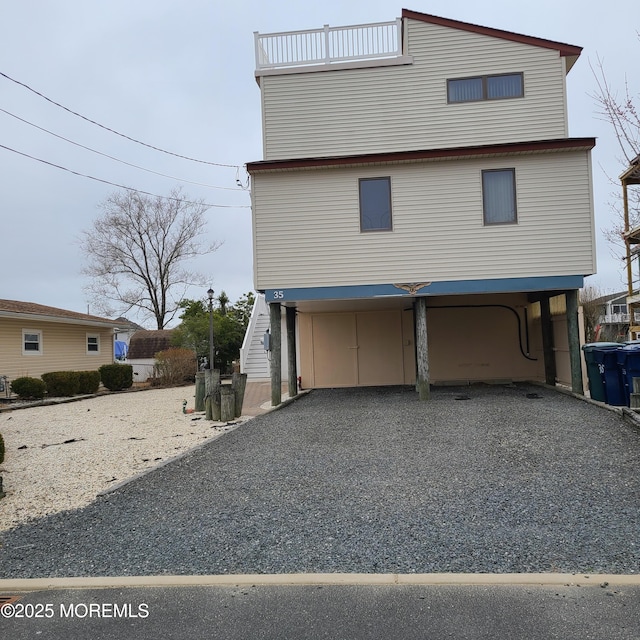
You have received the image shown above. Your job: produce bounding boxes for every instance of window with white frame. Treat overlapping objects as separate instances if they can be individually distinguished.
[448,73,523,103]
[611,304,628,315]
[87,334,100,354]
[22,329,42,355]
[482,169,517,225]
[359,177,392,232]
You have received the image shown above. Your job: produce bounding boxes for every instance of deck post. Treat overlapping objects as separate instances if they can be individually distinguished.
[270,302,282,407]
[415,297,430,400]
[540,296,556,386]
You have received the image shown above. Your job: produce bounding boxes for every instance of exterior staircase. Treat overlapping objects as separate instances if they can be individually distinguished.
[240,294,271,379]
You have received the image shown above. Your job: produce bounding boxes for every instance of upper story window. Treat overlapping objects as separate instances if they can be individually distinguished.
[482,169,517,225]
[448,73,524,103]
[87,334,100,354]
[359,177,392,232]
[23,329,42,355]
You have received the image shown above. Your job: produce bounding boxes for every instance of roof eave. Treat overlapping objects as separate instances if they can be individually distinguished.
[0,310,121,329]
[247,138,597,174]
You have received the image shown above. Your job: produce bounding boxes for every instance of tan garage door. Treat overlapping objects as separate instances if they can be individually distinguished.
[308,310,414,388]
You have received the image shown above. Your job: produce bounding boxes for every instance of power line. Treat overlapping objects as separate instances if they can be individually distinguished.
[0,107,246,191]
[0,143,250,209]
[0,70,240,169]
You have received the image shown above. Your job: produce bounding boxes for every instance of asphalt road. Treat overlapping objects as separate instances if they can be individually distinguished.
[2,582,640,639]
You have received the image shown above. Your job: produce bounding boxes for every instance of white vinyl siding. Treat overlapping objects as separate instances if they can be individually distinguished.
[252,150,595,289]
[261,19,568,160]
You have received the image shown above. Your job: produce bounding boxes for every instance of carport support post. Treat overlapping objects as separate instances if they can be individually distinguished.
[415,296,430,400]
[540,296,556,386]
[566,289,584,395]
[286,306,298,398]
[270,302,282,407]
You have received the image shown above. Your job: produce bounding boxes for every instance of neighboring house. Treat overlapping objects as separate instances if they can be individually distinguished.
[0,299,120,391]
[125,329,174,382]
[589,291,635,343]
[113,316,144,361]
[247,10,596,400]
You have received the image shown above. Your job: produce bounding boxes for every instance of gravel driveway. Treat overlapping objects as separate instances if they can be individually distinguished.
[1,383,639,578]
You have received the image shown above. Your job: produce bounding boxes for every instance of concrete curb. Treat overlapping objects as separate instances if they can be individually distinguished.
[1,572,639,592]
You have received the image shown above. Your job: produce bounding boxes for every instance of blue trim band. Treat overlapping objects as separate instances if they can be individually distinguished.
[265,275,584,302]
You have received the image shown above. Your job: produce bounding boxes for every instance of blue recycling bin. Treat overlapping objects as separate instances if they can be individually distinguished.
[616,343,640,406]
[596,346,626,406]
[582,343,621,403]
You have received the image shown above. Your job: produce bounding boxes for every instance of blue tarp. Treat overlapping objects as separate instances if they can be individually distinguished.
[114,340,128,360]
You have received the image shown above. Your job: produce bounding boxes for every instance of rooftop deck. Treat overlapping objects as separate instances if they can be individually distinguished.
[254,18,403,72]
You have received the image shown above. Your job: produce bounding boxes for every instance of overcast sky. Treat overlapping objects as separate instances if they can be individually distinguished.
[1,1,638,326]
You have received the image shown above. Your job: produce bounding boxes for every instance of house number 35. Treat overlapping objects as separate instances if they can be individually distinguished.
[273,291,284,299]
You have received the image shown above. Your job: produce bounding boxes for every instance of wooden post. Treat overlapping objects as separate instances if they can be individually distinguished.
[231,372,247,418]
[212,370,221,421]
[415,297,430,400]
[540,296,556,386]
[205,369,221,421]
[195,371,205,411]
[220,386,235,422]
[286,306,298,398]
[565,289,584,395]
[270,302,282,407]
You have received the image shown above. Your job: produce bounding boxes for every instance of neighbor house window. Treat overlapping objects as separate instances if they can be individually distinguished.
[482,169,517,225]
[23,329,42,355]
[448,73,523,103]
[359,177,392,232]
[87,334,100,354]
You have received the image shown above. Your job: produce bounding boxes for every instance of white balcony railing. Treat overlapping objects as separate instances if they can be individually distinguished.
[255,19,402,70]
[600,313,635,324]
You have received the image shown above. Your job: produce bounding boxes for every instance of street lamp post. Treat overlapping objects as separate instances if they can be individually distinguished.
[207,287,215,370]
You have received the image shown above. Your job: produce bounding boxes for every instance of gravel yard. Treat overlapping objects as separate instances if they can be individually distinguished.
[1,383,639,578]
[0,386,245,532]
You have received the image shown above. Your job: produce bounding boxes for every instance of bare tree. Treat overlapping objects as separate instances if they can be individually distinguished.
[81,188,219,328]
[580,285,608,343]
[591,47,640,252]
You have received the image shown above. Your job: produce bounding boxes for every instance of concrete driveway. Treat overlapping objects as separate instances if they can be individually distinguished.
[0,383,639,578]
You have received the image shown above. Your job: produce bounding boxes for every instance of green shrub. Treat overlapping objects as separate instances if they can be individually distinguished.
[154,348,197,386]
[10,376,46,400]
[99,364,133,391]
[0,432,5,465]
[41,371,80,397]
[77,370,101,394]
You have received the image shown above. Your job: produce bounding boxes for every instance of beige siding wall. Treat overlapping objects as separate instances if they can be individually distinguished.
[426,294,544,384]
[297,294,544,388]
[253,151,595,290]
[0,319,114,383]
[261,19,568,160]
